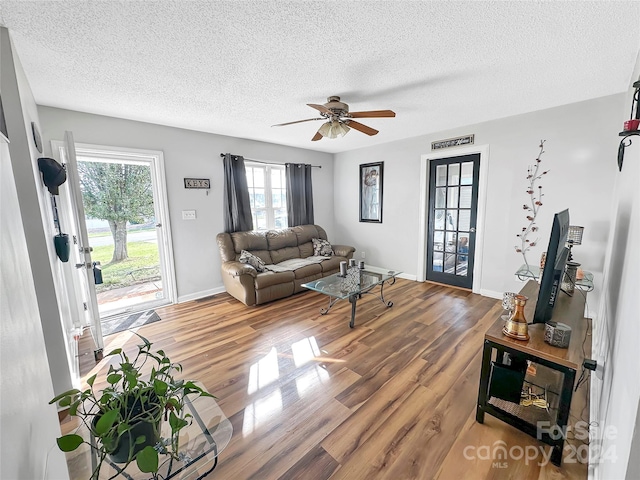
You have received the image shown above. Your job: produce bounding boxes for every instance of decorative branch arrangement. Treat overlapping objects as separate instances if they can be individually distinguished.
[515,140,549,273]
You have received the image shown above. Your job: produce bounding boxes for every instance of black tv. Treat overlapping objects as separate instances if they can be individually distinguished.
[532,209,570,324]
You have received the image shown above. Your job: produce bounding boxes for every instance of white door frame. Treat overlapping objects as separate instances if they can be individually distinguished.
[417,144,490,294]
[51,140,178,316]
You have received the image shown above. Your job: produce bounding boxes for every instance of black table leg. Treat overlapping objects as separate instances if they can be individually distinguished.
[476,339,493,423]
[550,367,576,466]
[349,294,358,328]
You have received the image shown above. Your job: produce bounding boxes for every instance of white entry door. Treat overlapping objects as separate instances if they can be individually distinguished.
[52,137,176,339]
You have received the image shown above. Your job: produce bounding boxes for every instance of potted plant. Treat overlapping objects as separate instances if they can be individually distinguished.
[50,334,213,479]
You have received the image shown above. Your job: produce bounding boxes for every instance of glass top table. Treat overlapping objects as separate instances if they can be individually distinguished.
[515,264,594,292]
[302,266,401,328]
[62,387,232,479]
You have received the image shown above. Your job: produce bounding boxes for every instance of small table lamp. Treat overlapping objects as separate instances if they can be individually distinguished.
[567,226,584,261]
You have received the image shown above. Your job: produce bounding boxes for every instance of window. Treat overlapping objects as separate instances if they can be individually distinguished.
[245,163,287,230]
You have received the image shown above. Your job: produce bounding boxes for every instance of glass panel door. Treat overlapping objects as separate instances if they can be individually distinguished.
[426,154,480,289]
[54,140,176,337]
[74,154,171,321]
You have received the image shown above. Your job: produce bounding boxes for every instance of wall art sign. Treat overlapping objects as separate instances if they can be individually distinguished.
[431,135,475,150]
[184,178,210,189]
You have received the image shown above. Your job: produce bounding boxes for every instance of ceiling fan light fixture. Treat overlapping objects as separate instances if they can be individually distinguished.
[319,120,350,139]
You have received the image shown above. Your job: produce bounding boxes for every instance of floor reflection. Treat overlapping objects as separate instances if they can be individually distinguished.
[242,336,333,437]
[242,389,283,436]
[247,346,279,395]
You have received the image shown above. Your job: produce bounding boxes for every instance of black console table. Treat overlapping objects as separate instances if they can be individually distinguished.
[476,280,590,466]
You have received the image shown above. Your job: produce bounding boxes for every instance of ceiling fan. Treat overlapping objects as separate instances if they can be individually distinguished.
[272,96,396,141]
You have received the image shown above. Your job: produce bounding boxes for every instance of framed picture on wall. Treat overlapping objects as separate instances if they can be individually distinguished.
[359,161,383,223]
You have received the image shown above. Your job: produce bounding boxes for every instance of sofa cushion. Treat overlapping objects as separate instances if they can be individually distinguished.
[267,229,297,250]
[299,241,314,258]
[231,230,268,252]
[239,250,266,272]
[292,263,323,279]
[291,225,325,245]
[312,238,334,256]
[319,256,346,273]
[254,270,295,289]
[271,246,301,264]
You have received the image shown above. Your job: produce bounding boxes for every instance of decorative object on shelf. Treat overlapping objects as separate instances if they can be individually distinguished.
[359,162,384,223]
[184,178,211,189]
[339,260,347,277]
[566,225,584,261]
[49,334,213,478]
[503,294,530,341]
[544,321,572,348]
[501,292,517,317]
[341,265,362,292]
[617,80,640,171]
[539,251,547,269]
[514,141,549,277]
[561,261,580,296]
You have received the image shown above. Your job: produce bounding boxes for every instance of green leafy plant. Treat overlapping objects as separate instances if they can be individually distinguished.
[50,334,212,479]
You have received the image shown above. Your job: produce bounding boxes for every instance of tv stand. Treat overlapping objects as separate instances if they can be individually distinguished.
[475,280,590,466]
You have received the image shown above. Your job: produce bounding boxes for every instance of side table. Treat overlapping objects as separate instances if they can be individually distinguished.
[476,280,589,466]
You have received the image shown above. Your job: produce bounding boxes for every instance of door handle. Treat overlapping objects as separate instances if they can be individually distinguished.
[156,223,162,228]
[75,262,92,269]
[469,227,476,233]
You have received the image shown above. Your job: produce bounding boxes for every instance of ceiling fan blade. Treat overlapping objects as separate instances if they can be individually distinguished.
[347,120,379,136]
[307,103,333,115]
[272,117,324,127]
[348,110,396,118]
[312,131,323,141]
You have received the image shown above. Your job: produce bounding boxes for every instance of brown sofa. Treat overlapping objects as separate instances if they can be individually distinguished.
[216,225,355,306]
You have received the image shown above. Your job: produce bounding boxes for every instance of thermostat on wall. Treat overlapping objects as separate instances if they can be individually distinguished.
[184,178,210,189]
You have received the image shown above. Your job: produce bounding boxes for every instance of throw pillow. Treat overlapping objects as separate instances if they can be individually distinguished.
[312,238,334,257]
[239,250,266,272]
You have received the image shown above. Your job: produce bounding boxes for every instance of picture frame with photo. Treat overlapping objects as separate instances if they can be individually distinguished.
[359,161,383,223]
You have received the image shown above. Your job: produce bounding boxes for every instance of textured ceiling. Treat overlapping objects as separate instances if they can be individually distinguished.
[1,1,639,154]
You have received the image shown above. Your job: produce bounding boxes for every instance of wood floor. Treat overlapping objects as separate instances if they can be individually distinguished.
[65,280,589,479]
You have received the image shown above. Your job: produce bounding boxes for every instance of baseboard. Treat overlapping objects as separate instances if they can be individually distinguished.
[178,286,226,304]
[398,273,417,281]
[362,265,416,281]
[479,289,502,299]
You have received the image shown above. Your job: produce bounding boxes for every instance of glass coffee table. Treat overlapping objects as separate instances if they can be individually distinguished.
[302,267,401,328]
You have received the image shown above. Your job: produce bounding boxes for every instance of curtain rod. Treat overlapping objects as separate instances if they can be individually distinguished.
[220,153,321,168]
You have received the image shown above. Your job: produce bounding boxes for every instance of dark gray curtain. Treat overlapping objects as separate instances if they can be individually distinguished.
[223,154,253,233]
[286,163,314,227]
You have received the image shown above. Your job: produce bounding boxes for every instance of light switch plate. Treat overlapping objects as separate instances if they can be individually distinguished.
[182,210,196,220]
[184,178,210,189]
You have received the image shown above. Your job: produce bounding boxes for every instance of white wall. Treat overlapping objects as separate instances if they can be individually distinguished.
[592,57,640,480]
[333,94,623,314]
[38,107,335,302]
[0,29,69,480]
[1,28,76,396]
